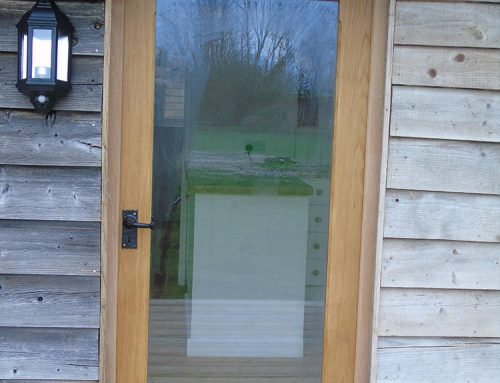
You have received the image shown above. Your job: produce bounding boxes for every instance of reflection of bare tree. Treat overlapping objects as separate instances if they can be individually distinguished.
[151,0,338,298]
[157,0,337,93]
[156,0,337,128]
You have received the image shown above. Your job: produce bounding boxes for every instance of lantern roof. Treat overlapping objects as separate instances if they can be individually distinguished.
[17,0,74,33]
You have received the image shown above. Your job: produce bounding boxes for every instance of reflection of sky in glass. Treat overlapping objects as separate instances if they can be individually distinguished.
[156,0,338,96]
[32,29,52,79]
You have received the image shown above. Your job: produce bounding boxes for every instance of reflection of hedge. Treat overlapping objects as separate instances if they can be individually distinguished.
[198,41,299,129]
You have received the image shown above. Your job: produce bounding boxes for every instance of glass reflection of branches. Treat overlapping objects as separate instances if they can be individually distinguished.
[151,0,338,300]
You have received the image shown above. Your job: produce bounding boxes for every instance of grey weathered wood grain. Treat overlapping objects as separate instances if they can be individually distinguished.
[395,2,500,49]
[0,110,101,166]
[0,275,100,328]
[382,239,500,290]
[384,190,500,242]
[0,166,101,221]
[391,86,500,143]
[0,83,102,112]
[393,46,500,90]
[0,381,97,383]
[379,288,500,337]
[0,0,104,56]
[377,337,500,382]
[0,327,98,380]
[0,220,100,276]
[0,53,104,85]
[387,138,500,195]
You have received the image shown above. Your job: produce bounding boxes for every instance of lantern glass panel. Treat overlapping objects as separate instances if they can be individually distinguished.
[20,32,28,79]
[31,28,53,79]
[57,31,69,81]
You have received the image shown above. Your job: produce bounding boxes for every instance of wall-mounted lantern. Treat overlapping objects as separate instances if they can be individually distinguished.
[16,0,74,113]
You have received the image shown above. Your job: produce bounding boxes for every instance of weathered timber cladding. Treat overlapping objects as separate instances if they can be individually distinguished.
[382,239,500,290]
[0,328,99,380]
[395,2,500,49]
[377,337,500,383]
[0,166,101,221]
[0,275,100,328]
[391,86,500,143]
[0,110,101,167]
[0,0,104,380]
[374,1,500,381]
[0,220,100,276]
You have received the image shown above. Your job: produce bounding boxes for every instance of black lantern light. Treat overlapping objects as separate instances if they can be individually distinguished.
[16,0,74,113]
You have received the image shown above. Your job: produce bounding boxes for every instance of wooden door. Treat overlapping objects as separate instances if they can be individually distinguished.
[105,0,379,382]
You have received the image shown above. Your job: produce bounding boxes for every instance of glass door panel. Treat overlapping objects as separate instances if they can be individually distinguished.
[149,1,339,381]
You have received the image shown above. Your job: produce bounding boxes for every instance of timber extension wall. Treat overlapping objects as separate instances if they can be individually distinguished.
[373,1,500,381]
[0,0,104,381]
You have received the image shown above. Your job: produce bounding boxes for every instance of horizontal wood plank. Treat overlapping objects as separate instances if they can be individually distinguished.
[395,2,500,49]
[379,288,500,337]
[0,110,101,167]
[0,0,104,56]
[0,381,96,383]
[377,337,500,382]
[0,83,103,112]
[0,53,104,85]
[0,327,98,380]
[387,138,500,195]
[382,239,500,290]
[0,220,100,276]
[393,46,500,90]
[0,275,100,328]
[391,86,500,143]
[0,166,101,221]
[384,190,500,242]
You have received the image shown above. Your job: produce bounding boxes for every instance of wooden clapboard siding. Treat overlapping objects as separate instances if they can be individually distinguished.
[0,166,101,221]
[393,46,500,90]
[382,239,500,290]
[0,110,102,167]
[0,0,104,381]
[373,1,500,381]
[0,328,99,380]
[0,0,104,55]
[377,337,500,382]
[0,381,97,383]
[395,2,500,49]
[0,275,100,328]
[379,288,500,337]
[0,84,103,112]
[0,220,100,276]
[387,138,500,194]
[390,86,500,143]
[384,190,500,242]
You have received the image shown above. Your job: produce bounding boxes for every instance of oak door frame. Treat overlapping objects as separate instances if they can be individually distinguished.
[100,0,390,382]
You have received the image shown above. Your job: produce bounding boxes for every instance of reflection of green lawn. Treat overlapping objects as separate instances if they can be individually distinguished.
[193,129,331,165]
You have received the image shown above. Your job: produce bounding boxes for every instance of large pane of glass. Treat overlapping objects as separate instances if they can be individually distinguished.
[149,1,338,381]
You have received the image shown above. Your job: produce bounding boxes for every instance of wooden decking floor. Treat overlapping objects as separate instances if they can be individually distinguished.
[148,299,324,383]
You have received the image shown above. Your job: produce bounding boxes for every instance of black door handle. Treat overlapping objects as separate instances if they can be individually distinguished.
[122,210,154,249]
[123,213,155,229]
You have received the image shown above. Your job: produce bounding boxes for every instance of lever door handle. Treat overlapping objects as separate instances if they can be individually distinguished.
[122,210,154,249]
[123,214,155,229]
